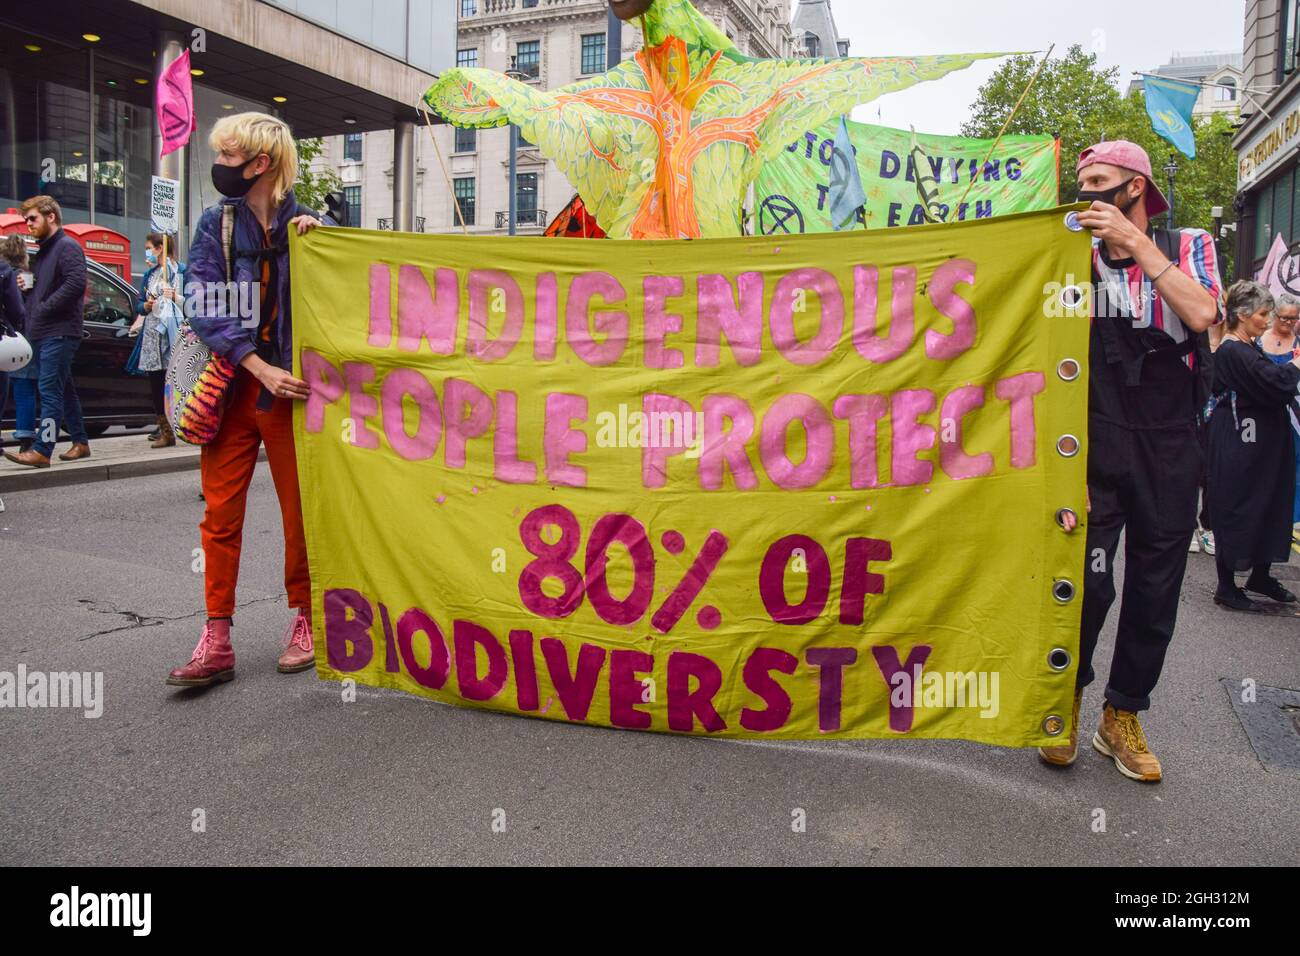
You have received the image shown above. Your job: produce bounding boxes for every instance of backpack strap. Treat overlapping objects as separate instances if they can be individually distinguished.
[220,204,236,284]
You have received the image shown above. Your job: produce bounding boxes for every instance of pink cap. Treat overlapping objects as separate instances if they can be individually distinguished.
[1076,140,1170,217]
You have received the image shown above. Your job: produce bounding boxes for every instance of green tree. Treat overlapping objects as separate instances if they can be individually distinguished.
[964,44,1238,264]
[294,137,342,215]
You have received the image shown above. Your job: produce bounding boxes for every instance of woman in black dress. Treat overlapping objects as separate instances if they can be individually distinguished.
[1207,280,1300,611]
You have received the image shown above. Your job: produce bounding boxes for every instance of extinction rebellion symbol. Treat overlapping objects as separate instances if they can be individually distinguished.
[759,194,804,236]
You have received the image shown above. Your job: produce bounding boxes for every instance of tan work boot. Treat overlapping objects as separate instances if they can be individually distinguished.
[58,442,91,461]
[1092,704,1162,782]
[151,416,175,448]
[1038,689,1084,766]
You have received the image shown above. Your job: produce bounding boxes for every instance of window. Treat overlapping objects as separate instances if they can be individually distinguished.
[1284,0,1300,80]
[460,0,476,16]
[454,177,476,227]
[516,126,533,149]
[456,48,478,69]
[581,34,606,74]
[343,133,363,162]
[1215,77,1237,102]
[343,186,362,228]
[84,268,133,326]
[522,0,538,7]
[455,126,476,153]
[803,32,820,58]
[515,40,540,79]
[517,172,538,222]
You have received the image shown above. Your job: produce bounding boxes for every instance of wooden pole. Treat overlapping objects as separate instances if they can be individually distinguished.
[421,108,470,236]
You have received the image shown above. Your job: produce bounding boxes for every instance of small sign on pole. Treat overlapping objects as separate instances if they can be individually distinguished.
[150,175,180,234]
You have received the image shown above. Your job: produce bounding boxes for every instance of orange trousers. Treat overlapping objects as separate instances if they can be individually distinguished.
[199,371,310,618]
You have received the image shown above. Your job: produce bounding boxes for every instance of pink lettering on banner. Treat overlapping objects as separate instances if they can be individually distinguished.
[643,275,685,369]
[642,393,695,488]
[543,392,588,487]
[379,602,399,673]
[396,607,451,690]
[374,265,457,354]
[380,368,441,462]
[467,270,524,361]
[739,647,798,732]
[759,394,833,489]
[833,394,888,489]
[301,349,344,433]
[806,647,857,733]
[565,271,628,366]
[839,538,892,626]
[925,258,977,360]
[534,273,559,361]
[891,389,937,486]
[853,265,916,363]
[454,619,508,701]
[342,361,380,449]
[323,588,374,671]
[367,264,392,348]
[609,649,655,729]
[540,638,606,721]
[996,372,1046,470]
[443,378,493,469]
[870,644,934,733]
[695,272,763,367]
[770,268,844,366]
[700,395,758,490]
[493,390,538,483]
[938,386,993,480]
[759,534,830,625]
[509,630,539,711]
[667,652,726,733]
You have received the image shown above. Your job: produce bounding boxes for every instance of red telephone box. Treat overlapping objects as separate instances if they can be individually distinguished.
[0,212,133,284]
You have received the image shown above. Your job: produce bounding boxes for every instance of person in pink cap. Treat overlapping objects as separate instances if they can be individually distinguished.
[1040,140,1223,783]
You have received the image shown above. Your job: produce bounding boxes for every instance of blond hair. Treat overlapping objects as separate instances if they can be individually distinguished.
[208,112,299,204]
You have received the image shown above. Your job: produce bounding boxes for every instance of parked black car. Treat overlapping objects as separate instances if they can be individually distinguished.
[2,257,154,438]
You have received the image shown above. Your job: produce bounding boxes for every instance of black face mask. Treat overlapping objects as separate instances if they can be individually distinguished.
[1077,178,1137,211]
[210,157,263,198]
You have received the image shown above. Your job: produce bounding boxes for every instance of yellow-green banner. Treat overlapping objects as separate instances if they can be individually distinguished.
[291,205,1091,746]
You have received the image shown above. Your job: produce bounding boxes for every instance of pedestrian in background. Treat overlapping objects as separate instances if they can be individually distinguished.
[166,112,321,688]
[1041,140,1222,784]
[129,232,186,448]
[3,196,90,468]
[1207,280,1300,612]
[0,235,31,447]
[1255,291,1300,543]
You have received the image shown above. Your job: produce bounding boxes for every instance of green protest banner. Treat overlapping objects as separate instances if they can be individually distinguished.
[755,119,1060,234]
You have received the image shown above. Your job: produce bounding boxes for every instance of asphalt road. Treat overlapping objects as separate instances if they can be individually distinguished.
[1,466,1297,866]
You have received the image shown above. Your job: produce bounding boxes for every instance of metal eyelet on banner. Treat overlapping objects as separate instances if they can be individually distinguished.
[1055,507,1078,531]
[1056,434,1080,457]
[1059,285,1085,309]
[1057,358,1080,381]
[1042,714,1066,736]
[1048,647,1072,672]
[1063,211,1083,232]
[1052,579,1076,603]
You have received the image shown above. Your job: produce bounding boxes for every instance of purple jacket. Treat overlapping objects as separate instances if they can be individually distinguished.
[186,191,310,403]
[26,227,86,340]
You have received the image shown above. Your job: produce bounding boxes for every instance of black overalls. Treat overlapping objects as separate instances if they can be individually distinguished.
[1077,241,1204,713]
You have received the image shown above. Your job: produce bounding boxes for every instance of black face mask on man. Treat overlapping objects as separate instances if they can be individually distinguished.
[1077,177,1138,211]
[210,157,264,198]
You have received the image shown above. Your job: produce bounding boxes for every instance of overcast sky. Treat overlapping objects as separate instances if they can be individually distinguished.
[833,0,1247,135]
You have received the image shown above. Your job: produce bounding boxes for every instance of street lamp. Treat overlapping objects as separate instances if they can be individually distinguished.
[504,69,528,236]
[1163,157,1179,230]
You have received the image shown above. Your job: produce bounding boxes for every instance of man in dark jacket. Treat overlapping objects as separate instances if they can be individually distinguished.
[3,196,90,468]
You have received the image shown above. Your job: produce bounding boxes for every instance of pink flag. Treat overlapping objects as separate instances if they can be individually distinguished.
[156,50,196,157]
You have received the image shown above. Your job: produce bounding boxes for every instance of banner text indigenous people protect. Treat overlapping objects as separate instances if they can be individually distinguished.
[291,207,1090,746]
[756,119,1060,234]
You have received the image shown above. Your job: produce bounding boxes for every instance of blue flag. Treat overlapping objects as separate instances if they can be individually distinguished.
[1144,76,1199,159]
[829,116,866,231]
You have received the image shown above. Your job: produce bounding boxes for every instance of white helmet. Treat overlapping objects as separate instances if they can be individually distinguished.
[0,327,32,372]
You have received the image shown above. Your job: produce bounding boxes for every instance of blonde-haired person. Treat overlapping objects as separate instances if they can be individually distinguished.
[167,112,323,687]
